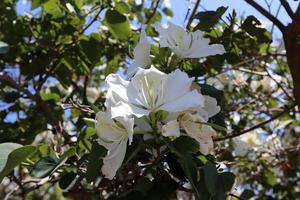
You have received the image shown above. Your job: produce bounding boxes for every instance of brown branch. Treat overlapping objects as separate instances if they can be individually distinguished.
[280,0,294,19]
[186,0,201,30]
[213,103,296,141]
[229,193,246,200]
[244,0,286,32]
[0,74,37,101]
[283,3,300,110]
[145,0,161,24]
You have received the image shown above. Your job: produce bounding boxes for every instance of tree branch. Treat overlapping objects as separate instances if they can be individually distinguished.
[145,0,161,24]
[244,0,286,32]
[280,0,294,19]
[186,0,201,30]
[213,103,296,141]
[283,3,300,110]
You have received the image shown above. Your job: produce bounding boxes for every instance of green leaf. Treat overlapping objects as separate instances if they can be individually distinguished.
[0,41,9,54]
[59,172,77,190]
[0,143,23,172]
[216,172,236,193]
[31,156,59,178]
[194,6,228,31]
[162,7,173,17]
[86,142,106,183]
[199,83,224,104]
[104,9,131,40]
[172,136,199,154]
[133,177,152,195]
[40,92,60,101]
[43,0,63,18]
[203,162,218,196]
[31,148,75,179]
[241,15,272,43]
[0,145,37,183]
[163,138,201,199]
[115,2,130,14]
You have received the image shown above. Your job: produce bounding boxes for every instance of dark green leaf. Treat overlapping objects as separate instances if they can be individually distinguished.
[86,142,106,183]
[31,156,59,178]
[194,7,228,31]
[241,15,272,43]
[104,9,131,40]
[59,172,77,190]
[203,162,218,196]
[0,145,37,183]
[199,83,224,104]
[173,136,199,154]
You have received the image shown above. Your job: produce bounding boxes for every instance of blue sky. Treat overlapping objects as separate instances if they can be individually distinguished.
[16,0,298,39]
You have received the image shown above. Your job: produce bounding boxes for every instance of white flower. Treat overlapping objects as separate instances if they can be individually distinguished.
[179,112,216,155]
[154,22,225,58]
[95,111,134,180]
[105,66,205,119]
[161,119,180,138]
[250,77,276,92]
[127,25,151,77]
[162,111,216,155]
[196,95,220,121]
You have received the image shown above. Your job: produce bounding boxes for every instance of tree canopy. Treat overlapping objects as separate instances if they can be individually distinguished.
[0,0,299,199]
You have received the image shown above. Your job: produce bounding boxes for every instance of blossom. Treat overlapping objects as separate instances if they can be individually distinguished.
[105,66,205,119]
[127,25,151,77]
[163,111,216,155]
[154,22,225,58]
[95,111,134,180]
[179,112,216,155]
[161,119,180,138]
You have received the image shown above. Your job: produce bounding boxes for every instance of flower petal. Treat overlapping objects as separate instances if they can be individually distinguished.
[127,25,151,77]
[101,139,127,180]
[161,120,180,138]
[187,30,225,58]
[160,90,205,113]
[163,69,194,103]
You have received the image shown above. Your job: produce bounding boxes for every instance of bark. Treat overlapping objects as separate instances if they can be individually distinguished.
[283,5,300,110]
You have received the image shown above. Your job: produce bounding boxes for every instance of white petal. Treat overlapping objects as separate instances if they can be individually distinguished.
[160,90,205,113]
[161,120,180,138]
[115,116,134,145]
[127,25,151,77]
[199,138,214,155]
[105,74,130,102]
[153,22,169,47]
[110,101,150,119]
[163,69,194,103]
[101,139,128,180]
[95,111,125,143]
[187,30,225,58]
[203,95,220,118]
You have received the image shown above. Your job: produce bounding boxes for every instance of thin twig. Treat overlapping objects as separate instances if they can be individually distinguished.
[229,193,246,200]
[213,103,296,141]
[145,0,161,24]
[186,0,201,30]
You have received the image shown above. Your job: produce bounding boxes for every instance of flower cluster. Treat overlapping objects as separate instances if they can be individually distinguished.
[95,22,225,179]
